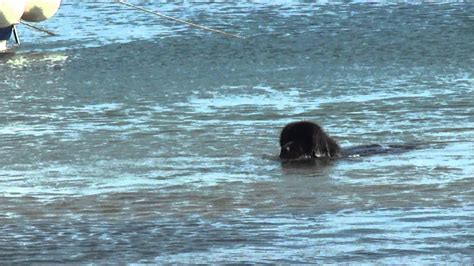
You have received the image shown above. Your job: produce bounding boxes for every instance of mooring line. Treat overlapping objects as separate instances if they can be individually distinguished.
[20,21,58,36]
[115,0,245,39]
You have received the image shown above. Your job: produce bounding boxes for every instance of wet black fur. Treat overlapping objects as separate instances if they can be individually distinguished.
[279,121,341,160]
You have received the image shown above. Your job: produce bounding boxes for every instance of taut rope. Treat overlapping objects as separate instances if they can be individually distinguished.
[114,0,245,40]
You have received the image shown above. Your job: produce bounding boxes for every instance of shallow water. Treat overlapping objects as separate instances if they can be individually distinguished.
[1,0,473,263]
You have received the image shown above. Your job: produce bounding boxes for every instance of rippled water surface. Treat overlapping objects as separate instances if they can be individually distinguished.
[1,0,473,263]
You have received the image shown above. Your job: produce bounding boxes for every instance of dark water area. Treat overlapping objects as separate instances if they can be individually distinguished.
[0,1,473,263]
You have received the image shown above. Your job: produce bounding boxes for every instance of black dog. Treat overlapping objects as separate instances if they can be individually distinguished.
[279,121,417,160]
[279,121,341,159]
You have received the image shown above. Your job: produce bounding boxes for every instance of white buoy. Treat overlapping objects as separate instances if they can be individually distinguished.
[0,0,26,28]
[22,0,61,22]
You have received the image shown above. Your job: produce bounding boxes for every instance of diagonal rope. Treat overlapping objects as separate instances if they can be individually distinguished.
[114,0,245,39]
[20,21,58,36]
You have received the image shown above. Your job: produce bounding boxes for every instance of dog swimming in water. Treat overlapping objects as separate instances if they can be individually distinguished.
[279,121,416,160]
[279,121,341,159]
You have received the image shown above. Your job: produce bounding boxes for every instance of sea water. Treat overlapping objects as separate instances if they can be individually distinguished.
[0,0,473,263]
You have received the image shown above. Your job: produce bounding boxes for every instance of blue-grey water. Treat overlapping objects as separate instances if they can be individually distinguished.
[1,0,473,263]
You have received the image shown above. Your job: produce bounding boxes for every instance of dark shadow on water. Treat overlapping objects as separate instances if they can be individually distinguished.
[262,153,335,169]
[342,143,420,158]
[280,157,336,169]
